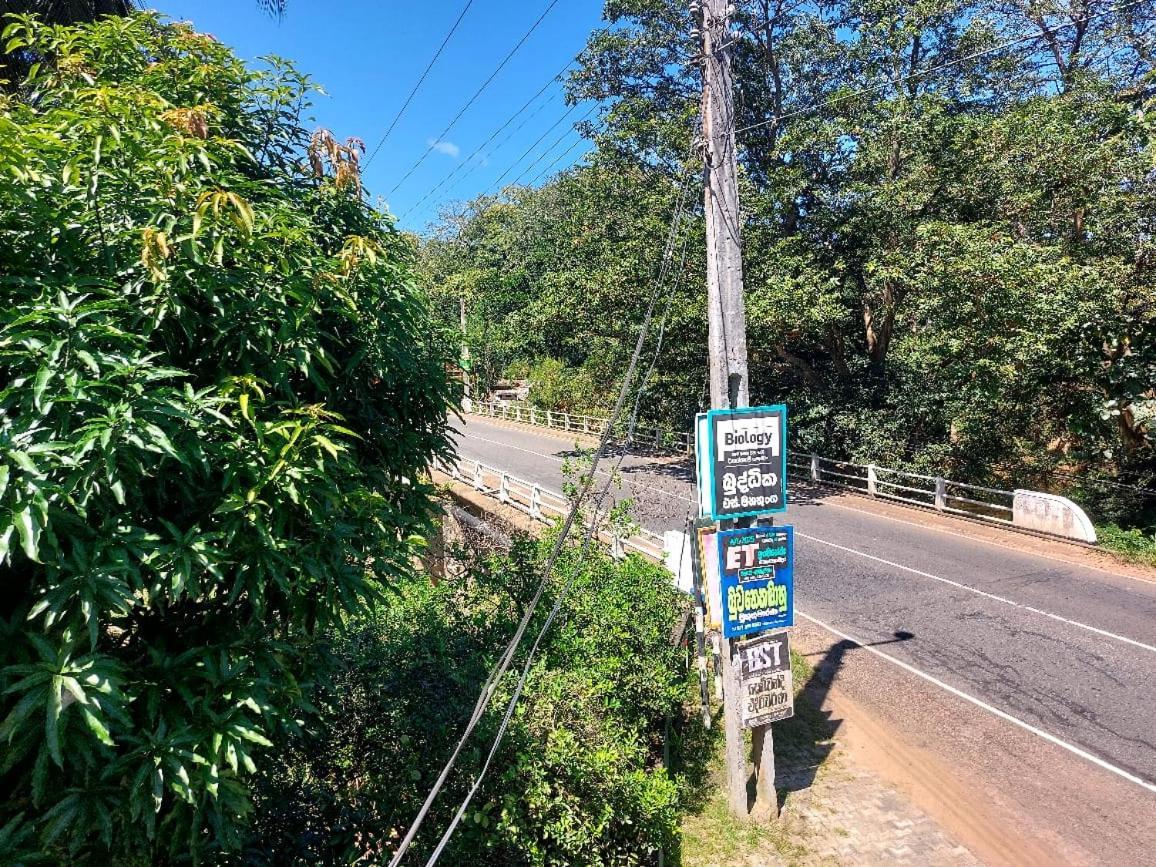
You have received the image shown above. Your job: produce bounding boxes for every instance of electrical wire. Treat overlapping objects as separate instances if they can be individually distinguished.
[388,0,565,196]
[423,168,699,866]
[504,104,598,189]
[478,102,583,194]
[365,0,475,167]
[389,163,698,866]
[735,0,1147,135]
[525,134,590,187]
[400,63,572,220]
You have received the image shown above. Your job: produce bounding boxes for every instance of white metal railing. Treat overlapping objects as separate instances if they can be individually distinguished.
[476,399,694,454]
[475,401,1018,528]
[433,456,665,562]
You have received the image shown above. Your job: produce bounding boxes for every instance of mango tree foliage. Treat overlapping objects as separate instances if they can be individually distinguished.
[0,13,454,861]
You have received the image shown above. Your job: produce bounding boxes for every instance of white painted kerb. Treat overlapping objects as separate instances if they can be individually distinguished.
[1013,490,1097,543]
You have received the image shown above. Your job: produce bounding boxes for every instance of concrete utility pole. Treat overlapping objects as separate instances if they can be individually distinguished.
[695,0,776,819]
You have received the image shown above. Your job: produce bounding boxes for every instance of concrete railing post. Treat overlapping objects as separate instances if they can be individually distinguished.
[546,409,553,428]
[530,407,537,426]
[583,417,590,433]
[611,534,625,559]
[867,465,878,497]
[810,454,821,482]
[499,473,510,504]
[563,412,570,431]
[530,485,542,520]
[935,477,947,511]
[472,463,484,491]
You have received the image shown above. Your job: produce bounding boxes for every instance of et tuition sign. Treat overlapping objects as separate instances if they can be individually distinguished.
[706,406,787,520]
[718,525,794,638]
[734,631,795,727]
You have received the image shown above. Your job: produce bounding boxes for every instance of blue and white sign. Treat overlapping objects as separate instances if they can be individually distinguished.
[718,525,794,638]
[706,406,788,520]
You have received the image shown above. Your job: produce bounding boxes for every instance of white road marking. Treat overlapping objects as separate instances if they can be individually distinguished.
[797,611,1156,796]
[796,534,1156,655]
[458,425,1156,654]
[465,417,1156,588]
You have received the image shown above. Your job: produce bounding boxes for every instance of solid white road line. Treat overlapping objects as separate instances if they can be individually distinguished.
[458,427,1156,654]
[796,534,1156,655]
[797,610,1156,796]
[464,417,1156,588]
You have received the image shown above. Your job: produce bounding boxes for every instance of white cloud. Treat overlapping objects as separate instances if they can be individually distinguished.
[428,138,460,159]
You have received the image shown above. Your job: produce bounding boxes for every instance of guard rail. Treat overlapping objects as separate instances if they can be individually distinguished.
[433,456,666,562]
[470,400,1097,543]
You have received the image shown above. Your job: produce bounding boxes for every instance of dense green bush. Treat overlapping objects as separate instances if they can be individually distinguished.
[247,535,688,865]
[0,13,454,862]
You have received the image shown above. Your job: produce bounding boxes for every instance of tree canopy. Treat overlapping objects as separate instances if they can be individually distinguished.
[423,0,1156,522]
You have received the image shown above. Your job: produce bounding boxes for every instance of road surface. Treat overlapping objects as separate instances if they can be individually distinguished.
[451,414,1156,864]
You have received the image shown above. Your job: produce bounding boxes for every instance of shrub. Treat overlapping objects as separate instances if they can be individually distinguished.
[247,535,688,865]
[0,13,454,862]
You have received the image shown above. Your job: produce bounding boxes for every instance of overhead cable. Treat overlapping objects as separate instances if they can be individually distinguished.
[365,0,476,167]
[735,0,1146,135]
[400,62,573,220]
[388,161,698,866]
[423,168,698,866]
[388,0,565,196]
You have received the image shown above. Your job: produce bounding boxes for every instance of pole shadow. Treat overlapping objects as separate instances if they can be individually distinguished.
[766,630,915,812]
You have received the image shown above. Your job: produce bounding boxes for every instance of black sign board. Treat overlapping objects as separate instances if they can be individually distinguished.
[734,630,794,728]
[706,406,787,520]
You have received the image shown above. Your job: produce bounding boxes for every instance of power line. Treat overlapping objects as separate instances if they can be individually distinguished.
[387,163,698,867]
[525,134,589,187]
[400,63,572,221]
[423,169,698,866]
[734,0,1147,135]
[388,0,565,197]
[479,102,582,194]
[505,104,597,189]
[365,1,475,167]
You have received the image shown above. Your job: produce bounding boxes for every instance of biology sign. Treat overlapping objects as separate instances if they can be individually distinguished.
[718,525,794,638]
[734,631,795,728]
[706,406,787,520]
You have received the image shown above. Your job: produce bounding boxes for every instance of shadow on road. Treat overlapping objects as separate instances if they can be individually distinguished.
[770,631,916,811]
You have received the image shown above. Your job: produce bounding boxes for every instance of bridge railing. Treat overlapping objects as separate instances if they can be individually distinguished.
[433,456,666,562]
[475,399,694,453]
[471,400,1095,542]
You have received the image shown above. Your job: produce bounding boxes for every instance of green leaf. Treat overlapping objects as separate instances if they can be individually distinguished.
[15,506,41,563]
[46,676,63,767]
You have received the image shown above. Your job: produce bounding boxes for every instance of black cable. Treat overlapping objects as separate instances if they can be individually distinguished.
[400,63,572,220]
[735,0,1147,135]
[365,0,475,167]
[388,0,565,197]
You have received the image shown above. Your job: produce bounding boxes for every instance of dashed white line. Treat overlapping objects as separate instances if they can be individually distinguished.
[797,611,1156,796]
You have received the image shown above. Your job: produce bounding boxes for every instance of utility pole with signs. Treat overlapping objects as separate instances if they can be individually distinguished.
[694,0,780,820]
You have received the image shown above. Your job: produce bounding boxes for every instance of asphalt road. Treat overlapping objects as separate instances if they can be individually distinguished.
[451,414,1156,858]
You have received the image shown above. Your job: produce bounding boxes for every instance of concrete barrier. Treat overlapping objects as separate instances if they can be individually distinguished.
[1012,490,1097,543]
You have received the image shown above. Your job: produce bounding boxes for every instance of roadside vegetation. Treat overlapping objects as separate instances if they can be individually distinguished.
[420,0,1156,536]
[0,13,456,862]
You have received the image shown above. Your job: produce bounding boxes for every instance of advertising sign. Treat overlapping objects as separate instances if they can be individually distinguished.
[734,631,794,728]
[718,525,794,638]
[691,520,722,631]
[706,406,787,520]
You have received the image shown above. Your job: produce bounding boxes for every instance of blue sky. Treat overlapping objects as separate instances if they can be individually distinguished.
[150,1,605,232]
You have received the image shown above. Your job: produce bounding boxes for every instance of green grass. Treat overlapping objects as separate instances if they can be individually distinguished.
[673,650,831,867]
[1097,523,1156,567]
